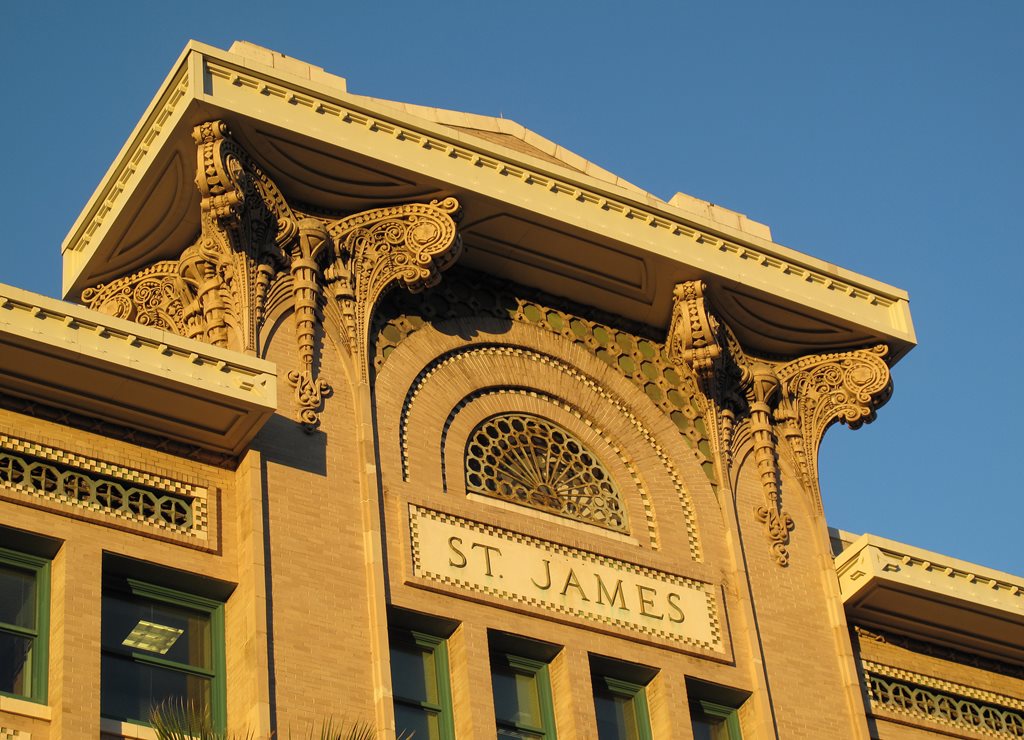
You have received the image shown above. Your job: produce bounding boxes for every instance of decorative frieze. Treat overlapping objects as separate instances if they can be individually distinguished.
[864,661,1024,738]
[373,268,717,488]
[0,434,206,536]
[854,626,1024,681]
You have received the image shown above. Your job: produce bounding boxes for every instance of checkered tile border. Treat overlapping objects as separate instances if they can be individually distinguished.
[0,433,207,537]
[864,661,1024,711]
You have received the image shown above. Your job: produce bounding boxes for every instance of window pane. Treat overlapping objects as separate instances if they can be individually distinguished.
[390,641,438,704]
[0,564,36,629]
[101,653,211,724]
[595,690,640,740]
[692,718,731,740]
[103,593,211,669]
[493,662,543,731]
[691,703,735,740]
[394,701,441,740]
[0,630,32,696]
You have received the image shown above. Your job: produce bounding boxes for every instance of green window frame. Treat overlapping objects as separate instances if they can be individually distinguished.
[593,676,652,740]
[389,629,455,740]
[101,577,225,731]
[0,547,49,703]
[491,653,557,739]
[690,699,742,740]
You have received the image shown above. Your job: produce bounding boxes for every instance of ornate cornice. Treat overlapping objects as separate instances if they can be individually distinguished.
[83,121,462,431]
[667,280,892,566]
[63,65,192,263]
[200,57,899,312]
[69,44,908,312]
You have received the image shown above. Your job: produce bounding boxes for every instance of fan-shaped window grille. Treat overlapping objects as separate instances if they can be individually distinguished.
[465,414,627,533]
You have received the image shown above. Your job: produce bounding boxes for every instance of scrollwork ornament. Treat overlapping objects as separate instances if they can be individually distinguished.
[755,503,795,566]
[324,197,463,382]
[82,262,189,335]
[775,344,892,512]
[81,122,465,431]
[287,369,331,433]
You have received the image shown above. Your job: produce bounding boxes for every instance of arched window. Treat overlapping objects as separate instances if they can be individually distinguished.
[465,413,627,533]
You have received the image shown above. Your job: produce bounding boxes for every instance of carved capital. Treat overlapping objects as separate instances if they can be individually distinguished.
[83,120,464,432]
[324,197,463,382]
[775,344,892,511]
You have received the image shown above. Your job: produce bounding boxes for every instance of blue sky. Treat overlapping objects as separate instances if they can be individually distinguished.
[3,1,1021,574]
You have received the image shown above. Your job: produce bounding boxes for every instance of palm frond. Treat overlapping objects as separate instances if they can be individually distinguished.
[149,700,226,740]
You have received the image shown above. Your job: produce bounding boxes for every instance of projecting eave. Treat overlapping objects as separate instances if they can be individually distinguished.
[62,40,916,362]
[836,534,1024,665]
[0,283,277,457]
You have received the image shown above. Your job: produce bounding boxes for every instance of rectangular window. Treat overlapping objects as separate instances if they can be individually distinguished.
[593,676,652,740]
[101,577,225,730]
[389,629,455,740]
[0,547,49,703]
[491,652,557,739]
[690,700,742,740]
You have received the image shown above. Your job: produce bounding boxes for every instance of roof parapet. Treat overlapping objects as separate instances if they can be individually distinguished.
[227,40,347,92]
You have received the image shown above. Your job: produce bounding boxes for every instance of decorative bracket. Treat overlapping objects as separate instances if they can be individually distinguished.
[83,120,463,433]
[774,345,892,512]
[667,281,891,566]
[667,281,721,376]
[324,198,463,384]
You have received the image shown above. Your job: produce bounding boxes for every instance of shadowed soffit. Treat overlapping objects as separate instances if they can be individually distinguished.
[0,283,277,456]
[836,534,1024,665]
[61,40,916,362]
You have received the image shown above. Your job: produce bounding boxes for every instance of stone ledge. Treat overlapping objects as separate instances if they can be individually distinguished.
[0,283,277,456]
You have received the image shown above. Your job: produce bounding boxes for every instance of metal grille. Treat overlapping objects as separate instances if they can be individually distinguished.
[465,414,627,532]
[868,673,1024,738]
[0,449,193,531]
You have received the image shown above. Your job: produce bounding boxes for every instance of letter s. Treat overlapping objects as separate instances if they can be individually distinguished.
[448,536,467,568]
[667,592,686,623]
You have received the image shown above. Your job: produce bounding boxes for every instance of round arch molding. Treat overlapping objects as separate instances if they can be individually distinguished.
[374,318,729,568]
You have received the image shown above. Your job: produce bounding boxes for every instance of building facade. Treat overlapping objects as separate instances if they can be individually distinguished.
[0,41,1020,739]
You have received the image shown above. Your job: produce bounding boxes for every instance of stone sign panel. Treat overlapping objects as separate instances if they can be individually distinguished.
[409,505,723,652]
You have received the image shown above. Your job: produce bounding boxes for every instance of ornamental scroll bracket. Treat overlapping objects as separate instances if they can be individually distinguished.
[83,120,463,432]
[323,198,463,385]
[82,121,293,352]
[667,280,892,566]
[774,344,892,514]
